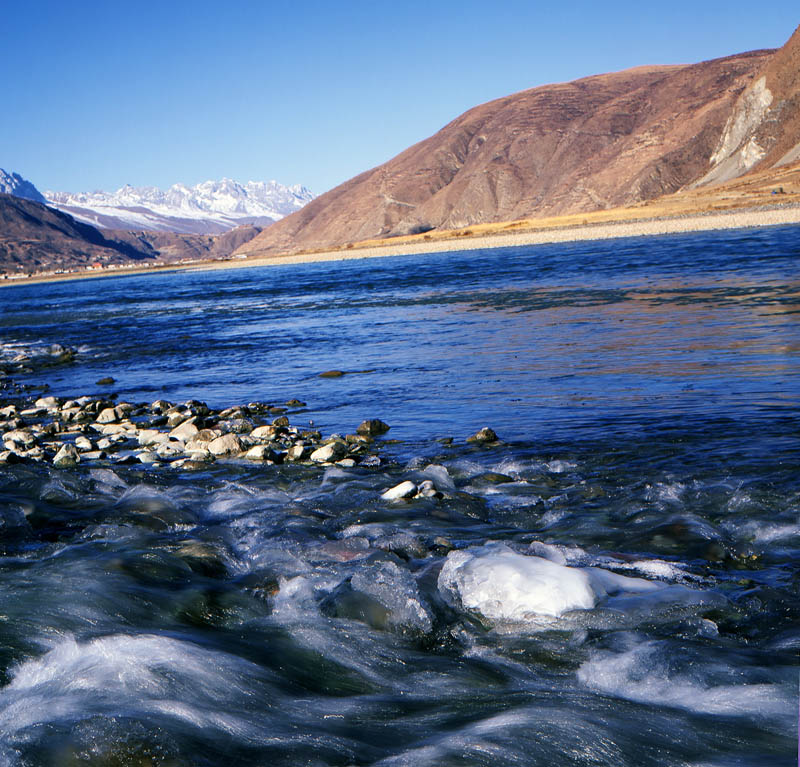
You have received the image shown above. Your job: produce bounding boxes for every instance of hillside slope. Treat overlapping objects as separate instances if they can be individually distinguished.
[241,29,800,258]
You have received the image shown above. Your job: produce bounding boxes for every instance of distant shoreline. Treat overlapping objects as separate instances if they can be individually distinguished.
[4,203,800,288]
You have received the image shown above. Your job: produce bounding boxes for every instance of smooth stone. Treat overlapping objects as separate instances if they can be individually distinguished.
[59,407,82,422]
[466,426,499,443]
[156,442,184,458]
[96,407,119,424]
[286,399,306,407]
[167,410,190,427]
[244,445,277,461]
[319,370,345,378]
[138,429,169,446]
[0,406,17,418]
[19,407,45,417]
[185,448,214,462]
[34,396,59,409]
[336,458,356,468]
[272,415,290,428]
[416,479,443,499]
[99,423,130,435]
[96,376,115,385]
[136,451,159,464]
[251,425,277,440]
[286,444,308,461]
[184,437,211,452]
[310,442,347,463]
[74,436,93,451]
[220,417,254,434]
[170,419,199,441]
[381,480,417,501]
[3,429,36,448]
[53,444,80,467]
[82,450,107,460]
[208,433,244,456]
[356,419,390,437]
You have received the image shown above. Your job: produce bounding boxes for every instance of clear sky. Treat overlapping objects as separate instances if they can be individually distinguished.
[3,1,797,196]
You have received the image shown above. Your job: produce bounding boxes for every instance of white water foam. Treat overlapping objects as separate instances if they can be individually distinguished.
[577,639,794,720]
[0,634,278,746]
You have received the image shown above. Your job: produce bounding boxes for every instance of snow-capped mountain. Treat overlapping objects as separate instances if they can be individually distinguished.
[44,178,314,234]
[0,168,47,204]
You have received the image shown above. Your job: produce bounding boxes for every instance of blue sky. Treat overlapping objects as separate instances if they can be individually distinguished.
[3,1,797,195]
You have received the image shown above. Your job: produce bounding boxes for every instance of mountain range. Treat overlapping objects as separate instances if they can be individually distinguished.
[239,25,800,257]
[0,192,264,275]
[44,178,314,234]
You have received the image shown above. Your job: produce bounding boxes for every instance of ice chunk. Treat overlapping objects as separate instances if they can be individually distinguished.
[438,543,596,621]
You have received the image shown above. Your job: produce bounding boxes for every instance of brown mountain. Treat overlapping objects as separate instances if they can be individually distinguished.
[0,194,262,276]
[694,25,800,186]
[241,27,799,257]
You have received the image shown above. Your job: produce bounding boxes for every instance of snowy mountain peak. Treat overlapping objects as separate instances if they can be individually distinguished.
[0,169,47,204]
[44,178,314,235]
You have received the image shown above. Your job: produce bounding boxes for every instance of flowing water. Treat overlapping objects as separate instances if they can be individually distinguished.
[0,225,797,765]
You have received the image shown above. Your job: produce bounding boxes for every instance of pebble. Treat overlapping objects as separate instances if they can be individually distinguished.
[381,480,418,501]
[416,479,443,499]
[244,445,276,461]
[170,420,199,441]
[310,442,347,463]
[0,363,391,474]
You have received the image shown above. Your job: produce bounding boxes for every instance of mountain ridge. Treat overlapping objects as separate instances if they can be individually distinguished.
[239,31,798,258]
[44,178,314,234]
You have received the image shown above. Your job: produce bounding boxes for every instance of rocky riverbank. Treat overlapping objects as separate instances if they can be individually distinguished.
[0,343,398,472]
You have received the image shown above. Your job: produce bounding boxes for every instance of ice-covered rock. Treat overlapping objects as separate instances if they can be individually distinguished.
[438,543,596,621]
[438,543,714,629]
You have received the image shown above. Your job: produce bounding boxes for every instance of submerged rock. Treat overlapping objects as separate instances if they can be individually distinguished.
[357,419,391,437]
[466,426,499,443]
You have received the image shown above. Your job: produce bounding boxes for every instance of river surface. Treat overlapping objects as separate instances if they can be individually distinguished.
[0,225,798,765]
